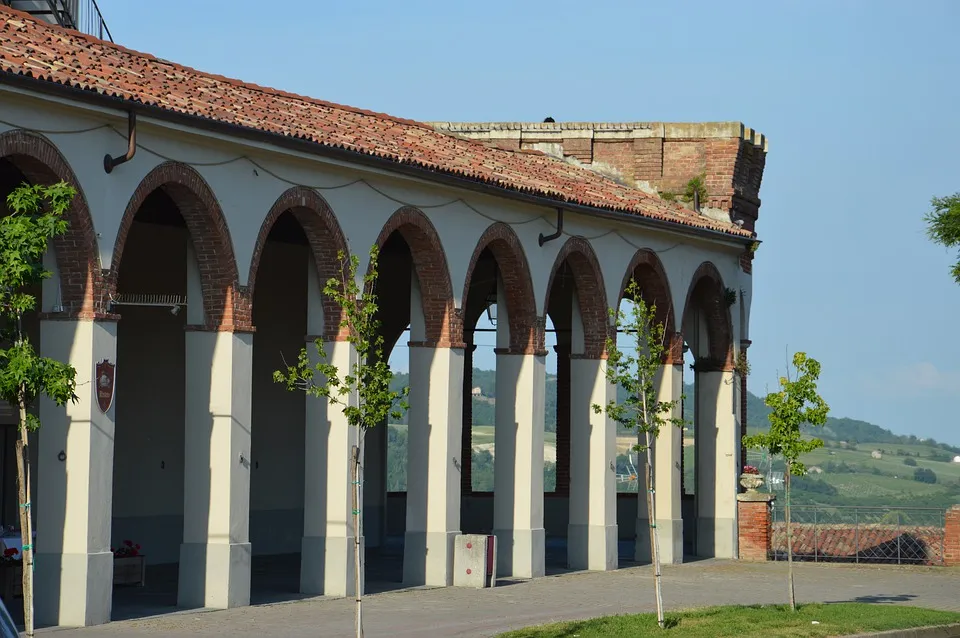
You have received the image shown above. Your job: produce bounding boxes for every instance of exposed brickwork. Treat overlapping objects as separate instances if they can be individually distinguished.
[739,248,754,274]
[946,506,960,567]
[620,249,677,363]
[544,237,609,359]
[738,498,773,561]
[248,186,350,341]
[375,206,461,348]
[107,161,246,332]
[0,129,103,318]
[434,122,767,233]
[682,262,734,371]
[462,222,538,354]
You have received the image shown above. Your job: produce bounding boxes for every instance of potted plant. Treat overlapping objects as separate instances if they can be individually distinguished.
[113,540,146,587]
[739,465,764,492]
[0,548,21,601]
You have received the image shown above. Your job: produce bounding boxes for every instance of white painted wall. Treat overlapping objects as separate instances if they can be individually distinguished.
[0,85,754,564]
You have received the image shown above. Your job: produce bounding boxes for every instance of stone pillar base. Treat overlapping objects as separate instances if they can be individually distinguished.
[35,550,113,627]
[567,523,617,571]
[402,530,459,587]
[178,542,251,609]
[658,518,684,565]
[737,492,776,561]
[494,527,545,579]
[300,535,363,596]
[696,517,738,559]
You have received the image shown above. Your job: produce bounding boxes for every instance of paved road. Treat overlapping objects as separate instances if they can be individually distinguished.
[40,561,960,637]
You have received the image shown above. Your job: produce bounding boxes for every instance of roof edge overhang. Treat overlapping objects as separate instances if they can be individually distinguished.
[0,71,756,248]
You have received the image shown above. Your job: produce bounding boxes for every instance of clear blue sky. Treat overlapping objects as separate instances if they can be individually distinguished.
[97,0,960,445]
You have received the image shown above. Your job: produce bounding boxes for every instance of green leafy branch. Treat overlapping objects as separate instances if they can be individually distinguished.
[273,244,408,431]
[592,278,685,450]
[924,192,960,283]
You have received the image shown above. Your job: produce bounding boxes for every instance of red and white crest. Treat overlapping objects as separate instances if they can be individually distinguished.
[95,359,116,414]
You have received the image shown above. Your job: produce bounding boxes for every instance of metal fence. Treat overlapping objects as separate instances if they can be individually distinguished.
[771,505,946,566]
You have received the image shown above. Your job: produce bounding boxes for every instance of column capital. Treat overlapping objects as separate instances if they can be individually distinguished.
[740,339,752,350]
[408,340,467,350]
[662,332,685,366]
[186,324,257,334]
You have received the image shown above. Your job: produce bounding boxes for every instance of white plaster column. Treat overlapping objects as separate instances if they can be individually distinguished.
[567,357,617,571]
[403,344,464,586]
[696,369,738,559]
[178,329,253,609]
[36,318,116,627]
[493,350,546,578]
[653,363,684,564]
[300,338,361,596]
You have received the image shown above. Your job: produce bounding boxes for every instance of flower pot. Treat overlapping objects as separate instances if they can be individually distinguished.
[739,472,764,493]
[113,555,146,587]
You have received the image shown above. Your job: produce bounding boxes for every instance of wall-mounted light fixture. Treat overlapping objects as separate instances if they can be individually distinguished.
[485,293,497,326]
[57,450,66,462]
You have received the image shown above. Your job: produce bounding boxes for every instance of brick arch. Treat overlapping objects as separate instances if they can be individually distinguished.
[462,222,538,355]
[681,261,734,370]
[620,249,679,362]
[374,206,460,348]
[544,237,609,359]
[248,186,350,340]
[0,129,102,317]
[109,162,244,331]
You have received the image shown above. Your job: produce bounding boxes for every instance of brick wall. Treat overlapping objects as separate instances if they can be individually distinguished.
[430,122,767,233]
[737,496,774,561]
[946,505,960,566]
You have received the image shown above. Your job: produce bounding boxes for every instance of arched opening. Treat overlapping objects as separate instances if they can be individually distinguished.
[680,262,736,559]
[370,208,460,590]
[249,210,309,601]
[544,238,615,572]
[110,186,191,615]
[616,250,683,564]
[109,163,243,616]
[460,223,540,576]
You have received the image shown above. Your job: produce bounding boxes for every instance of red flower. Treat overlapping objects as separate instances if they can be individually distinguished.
[123,540,133,547]
[3,548,17,558]
[135,544,141,550]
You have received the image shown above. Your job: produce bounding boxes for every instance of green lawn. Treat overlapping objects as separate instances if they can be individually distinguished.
[496,604,960,637]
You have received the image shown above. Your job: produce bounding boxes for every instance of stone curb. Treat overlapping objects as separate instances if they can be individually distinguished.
[847,624,960,638]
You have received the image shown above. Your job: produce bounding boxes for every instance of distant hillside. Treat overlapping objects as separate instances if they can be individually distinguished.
[390,369,959,456]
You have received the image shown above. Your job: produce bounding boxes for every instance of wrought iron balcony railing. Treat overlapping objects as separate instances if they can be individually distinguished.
[1,0,113,42]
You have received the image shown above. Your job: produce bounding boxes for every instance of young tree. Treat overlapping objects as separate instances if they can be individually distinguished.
[924,192,960,283]
[0,183,79,638]
[593,278,683,629]
[742,351,829,611]
[274,244,407,638]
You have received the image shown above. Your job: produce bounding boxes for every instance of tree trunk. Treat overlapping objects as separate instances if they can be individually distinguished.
[352,440,363,638]
[785,463,796,611]
[644,430,664,628]
[16,394,34,637]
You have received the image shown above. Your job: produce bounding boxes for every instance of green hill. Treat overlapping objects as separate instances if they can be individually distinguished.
[387,368,960,507]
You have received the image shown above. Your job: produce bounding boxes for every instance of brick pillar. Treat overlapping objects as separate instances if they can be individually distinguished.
[554,344,571,495]
[945,505,960,567]
[461,341,476,494]
[736,492,775,561]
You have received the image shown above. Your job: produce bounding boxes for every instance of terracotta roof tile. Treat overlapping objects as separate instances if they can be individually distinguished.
[0,7,753,238]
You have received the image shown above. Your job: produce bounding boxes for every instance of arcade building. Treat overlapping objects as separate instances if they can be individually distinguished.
[0,5,766,628]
